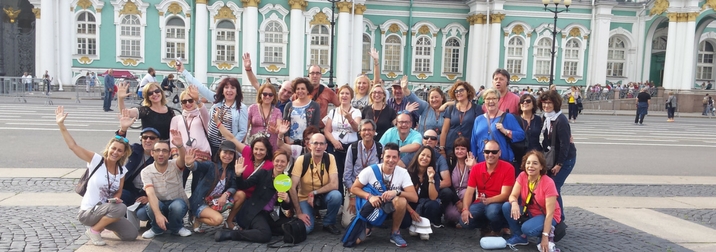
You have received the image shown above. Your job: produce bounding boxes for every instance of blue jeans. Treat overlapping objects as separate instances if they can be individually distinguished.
[298,190,341,233]
[414,198,442,225]
[550,156,575,221]
[144,199,188,234]
[501,202,557,238]
[459,201,506,231]
[121,189,138,207]
[103,88,113,111]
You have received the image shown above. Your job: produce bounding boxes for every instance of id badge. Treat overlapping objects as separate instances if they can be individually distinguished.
[270,209,280,221]
[338,131,346,139]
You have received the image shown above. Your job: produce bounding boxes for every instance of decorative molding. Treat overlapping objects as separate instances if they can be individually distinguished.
[196,0,207,4]
[32,8,40,19]
[217,62,235,70]
[354,4,366,15]
[215,6,237,21]
[3,7,21,23]
[387,72,397,79]
[310,11,330,26]
[512,25,524,35]
[241,0,261,8]
[566,77,577,84]
[568,27,581,37]
[78,56,92,64]
[266,65,280,72]
[667,12,698,22]
[96,8,102,12]
[336,1,352,13]
[389,24,400,33]
[510,75,521,82]
[289,0,307,10]
[536,76,549,83]
[418,25,430,35]
[77,0,93,10]
[475,13,487,24]
[119,0,141,16]
[416,73,427,80]
[650,0,668,16]
[703,0,716,10]
[167,2,182,15]
[446,74,457,81]
[490,13,505,24]
[121,58,139,66]
[167,59,177,68]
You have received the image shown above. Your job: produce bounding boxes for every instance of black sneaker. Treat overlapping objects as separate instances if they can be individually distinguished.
[323,224,341,235]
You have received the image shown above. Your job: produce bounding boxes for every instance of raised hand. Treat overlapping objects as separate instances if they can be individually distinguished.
[400,75,409,90]
[405,102,419,113]
[170,129,183,147]
[267,120,279,135]
[212,107,224,125]
[116,82,130,99]
[465,151,476,167]
[119,109,136,129]
[176,59,185,72]
[242,52,252,69]
[187,85,199,100]
[185,148,197,166]
[55,106,68,125]
[278,120,290,135]
[427,166,435,179]
[235,157,247,175]
[370,48,379,62]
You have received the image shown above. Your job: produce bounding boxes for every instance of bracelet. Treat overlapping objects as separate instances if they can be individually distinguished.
[542,232,549,237]
[245,68,252,72]
[429,180,435,184]
[175,144,184,149]
[463,208,468,212]
[217,121,222,128]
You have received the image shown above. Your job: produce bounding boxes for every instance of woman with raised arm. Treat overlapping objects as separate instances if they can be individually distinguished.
[282,78,321,145]
[117,82,175,140]
[324,84,362,194]
[417,88,447,141]
[247,83,282,151]
[361,84,397,141]
[55,106,137,245]
[352,49,381,110]
[170,86,211,161]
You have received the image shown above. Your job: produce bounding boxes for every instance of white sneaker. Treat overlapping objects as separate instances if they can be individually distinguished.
[420,234,430,241]
[409,230,418,236]
[176,227,192,237]
[142,229,162,239]
[85,229,106,246]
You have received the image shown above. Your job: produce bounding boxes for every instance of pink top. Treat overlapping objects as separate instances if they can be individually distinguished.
[516,172,562,223]
[170,106,211,155]
[483,91,520,116]
[247,104,283,151]
[240,145,274,197]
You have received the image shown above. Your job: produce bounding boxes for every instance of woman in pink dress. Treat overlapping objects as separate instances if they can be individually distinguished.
[247,83,282,151]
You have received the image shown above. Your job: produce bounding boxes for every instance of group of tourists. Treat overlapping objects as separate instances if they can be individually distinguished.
[58,50,575,251]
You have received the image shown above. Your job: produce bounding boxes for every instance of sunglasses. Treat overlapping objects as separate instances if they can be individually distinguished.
[181,99,194,104]
[148,89,162,95]
[141,135,158,140]
[261,93,274,97]
[423,136,438,141]
[114,135,129,143]
[522,99,532,104]
[483,149,499,155]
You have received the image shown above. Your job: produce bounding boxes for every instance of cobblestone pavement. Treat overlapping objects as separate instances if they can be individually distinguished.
[562,184,716,197]
[0,206,86,252]
[655,209,716,230]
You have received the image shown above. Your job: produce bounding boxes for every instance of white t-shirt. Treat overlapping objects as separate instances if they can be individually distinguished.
[357,164,413,193]
[80,154,128,211]
[322,107,362,144]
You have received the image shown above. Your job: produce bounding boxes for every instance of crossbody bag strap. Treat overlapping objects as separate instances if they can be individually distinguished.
[549,120,558,148]
[88,158,105,180]
[370,164,387,191]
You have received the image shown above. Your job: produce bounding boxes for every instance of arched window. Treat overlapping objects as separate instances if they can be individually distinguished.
[534,38,552,76]
[563,39,580,76]
[607,37,626,77]
[165,17,186,59]
[413,36,432,73]
[216,20,236,62]
[506,37,524,75]
[76,12,97,55]
[310,25,330,67]
[697,41,714,80]
[443,38,461,73]
[384,35,402,72]
[120,15,141,57]
[362,34,372,72]
[263,21,284,64]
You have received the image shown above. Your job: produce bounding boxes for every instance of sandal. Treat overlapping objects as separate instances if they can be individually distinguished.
[193,223,206,234]
[223,221,240,231]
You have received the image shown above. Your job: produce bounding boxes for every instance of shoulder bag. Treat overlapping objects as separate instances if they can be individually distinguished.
[267,218,307,248]
[498,112,528,161]
[75,158,105,196]
[544,120,558,169]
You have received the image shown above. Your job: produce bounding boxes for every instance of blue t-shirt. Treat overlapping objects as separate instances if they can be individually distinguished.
[379,128,422,157]
[443,103,483,150]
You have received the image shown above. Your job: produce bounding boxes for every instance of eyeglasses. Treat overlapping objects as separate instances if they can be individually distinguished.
[397,120,411,125]
[152,149,170,154]
[309,72,322,75]
[141,135,158,140]
[454,88,466,94]
[521,99,532,104]
[181,99,194,104]
[114,135,129,143]
[360,128,375,132]
[311,142,327,146]
[261,92,274,97]
[423,136,438,141]
[483,149,499,155]
[484,97,498,101]
[148,89,162,95]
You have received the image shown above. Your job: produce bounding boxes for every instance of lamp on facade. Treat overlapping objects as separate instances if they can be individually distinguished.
[327,0,339,89]
[543,0,570,85]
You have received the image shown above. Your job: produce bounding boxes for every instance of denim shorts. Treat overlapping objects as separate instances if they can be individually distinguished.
[194,204,209,218]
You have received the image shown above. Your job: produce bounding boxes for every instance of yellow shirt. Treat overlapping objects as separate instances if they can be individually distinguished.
[569,95,575,104]
[292,154,338,202]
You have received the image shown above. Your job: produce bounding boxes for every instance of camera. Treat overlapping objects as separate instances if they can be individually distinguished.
[108,198,117,203]
[313,194,326,209]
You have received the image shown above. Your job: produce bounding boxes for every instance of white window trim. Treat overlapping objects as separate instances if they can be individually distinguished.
[440,22,467,81]
[155,0,191,66]
[208,1,243,71]
[607,28,636,81]
[379,19,408,78]
[259,4,289,71]
[696,40,716,81]
[502,22,533,81]
[112,0,148,66]
[74,11,99,59]
[559,24,589,83]
[304,7,333,73]
[71,0,104,64]
[410,22,438,79]
[215,23,237,63]
[531,24,560,83]
[503,35,528,77]
[606,36,626,78]
[362,19,378,74]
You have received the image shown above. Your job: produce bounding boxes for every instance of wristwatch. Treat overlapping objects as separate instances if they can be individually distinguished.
[542,232,549,237]
[395,190,401,196]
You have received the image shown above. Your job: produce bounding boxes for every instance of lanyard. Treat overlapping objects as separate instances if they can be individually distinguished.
[360,142,373,168]
[523,178,539,213]
[372,105,384,123]
[456,162,468,189]
[260,105,272,130]
[310,157,325,190]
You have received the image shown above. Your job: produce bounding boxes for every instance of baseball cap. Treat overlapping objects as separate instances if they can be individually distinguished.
[140,127,160,138]
[219,140,237,153]
[390,79,401,87]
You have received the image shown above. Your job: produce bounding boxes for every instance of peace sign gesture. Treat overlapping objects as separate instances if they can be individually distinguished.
[465,151,476,167]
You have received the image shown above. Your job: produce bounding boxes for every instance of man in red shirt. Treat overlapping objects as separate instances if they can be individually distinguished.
[459,140,515,235]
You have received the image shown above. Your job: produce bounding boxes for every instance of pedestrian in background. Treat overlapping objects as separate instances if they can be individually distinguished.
[103,69,115,112]
[634,88,651,125]
[665,91,676,122]
[43,70,53,95]
[567,86,580,123]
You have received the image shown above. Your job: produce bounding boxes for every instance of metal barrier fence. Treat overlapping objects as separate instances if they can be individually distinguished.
[0,77,46,103]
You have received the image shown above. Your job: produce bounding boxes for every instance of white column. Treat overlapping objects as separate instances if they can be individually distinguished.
[465,16,475,85]
[590,4,614,86]
[634,12,647,81]
[351,4,365,80]
[32,7,42,79]
[335,2,352,86]
[195,2,208,85]
[662,17,678,90]
[59,0,72,89]
[242,3,259,88]
[680,15,697,90]
[289,3,306,79]
[40,0,55,89]
[473,19,486,87]
[486,15,502,85]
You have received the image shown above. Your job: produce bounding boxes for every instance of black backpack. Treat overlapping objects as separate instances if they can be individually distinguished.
[292,152,332,179]
[350,142,383,167]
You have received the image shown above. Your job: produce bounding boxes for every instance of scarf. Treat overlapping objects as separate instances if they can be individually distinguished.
[541,111,562,134]
[182,107,200,118]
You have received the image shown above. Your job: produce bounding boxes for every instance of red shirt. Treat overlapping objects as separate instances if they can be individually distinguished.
[467,160,515,203]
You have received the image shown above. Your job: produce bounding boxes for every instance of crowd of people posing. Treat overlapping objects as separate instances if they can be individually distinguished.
[57,52,576,251]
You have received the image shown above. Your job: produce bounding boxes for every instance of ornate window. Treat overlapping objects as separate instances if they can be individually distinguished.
[607,37,626,77]
[165,17,186,60]
[216,20,236,62]
[506,37,524,75]
[76,12,97,55]
[697,41,714,80]
[384,35,402,72]
[263,21,284,64]
[310,25,330,68]
[413,36,432,73]
[443,38,460,73]
[362,34,372,72]
[562,39,580,76]
[534,38,552,76]
[119,15,141,57]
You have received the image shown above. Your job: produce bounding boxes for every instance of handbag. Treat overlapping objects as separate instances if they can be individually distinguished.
[267,218,307,248]
[75,158,104,196]
[544,120,559,169]
[499,113,528,161]
[205,195,234,212]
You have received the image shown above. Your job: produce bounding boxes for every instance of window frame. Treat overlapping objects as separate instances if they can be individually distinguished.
[75,11,97,56]
[697,41,715,80]
[309,24,331,69]
[412,35,433,74]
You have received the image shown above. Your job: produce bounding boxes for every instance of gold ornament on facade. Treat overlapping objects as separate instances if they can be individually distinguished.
[336,1,352,13]
[96,8,102,13]
[215,6,236,21]
[3,7,21,23]
[77,0,93,10]
[241,0,261,8]
[446,74,456,80]
[122,58,139,66]
[167,60,177,68]
[475,14,487,24]
[703,0,716,10]
[120,0,141,16]
[512,25,524,35]
[510,75,521,82]
[78,56,92,64]
[354,4,366,15]
[650,0,668,16]
[566,77,577,84]
[217,62,234,70]
[167,2,182,15]
[32,8,40,19]
[266,65,280,72]
[310,11,330,26]
[388,24,400,33]
[418,25,430,35]
[185,13,190,17]
[386,72,397,79]
[196,0,208,4]
[537,76,549,83]
[466,15,475,25]
[417,73,427,80]
[490,13,505,24]
[158,11,164,16]
[687,12,698,22]
[568,27,581,37]
[289,0,307,10]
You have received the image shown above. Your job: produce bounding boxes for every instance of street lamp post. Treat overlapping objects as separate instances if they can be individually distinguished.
[543,0,570,85]
[327,0,339,88]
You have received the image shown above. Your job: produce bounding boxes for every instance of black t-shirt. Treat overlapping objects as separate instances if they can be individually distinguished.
[637,92,651,103]
[138,106,175,140]
[361,105,397,141]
